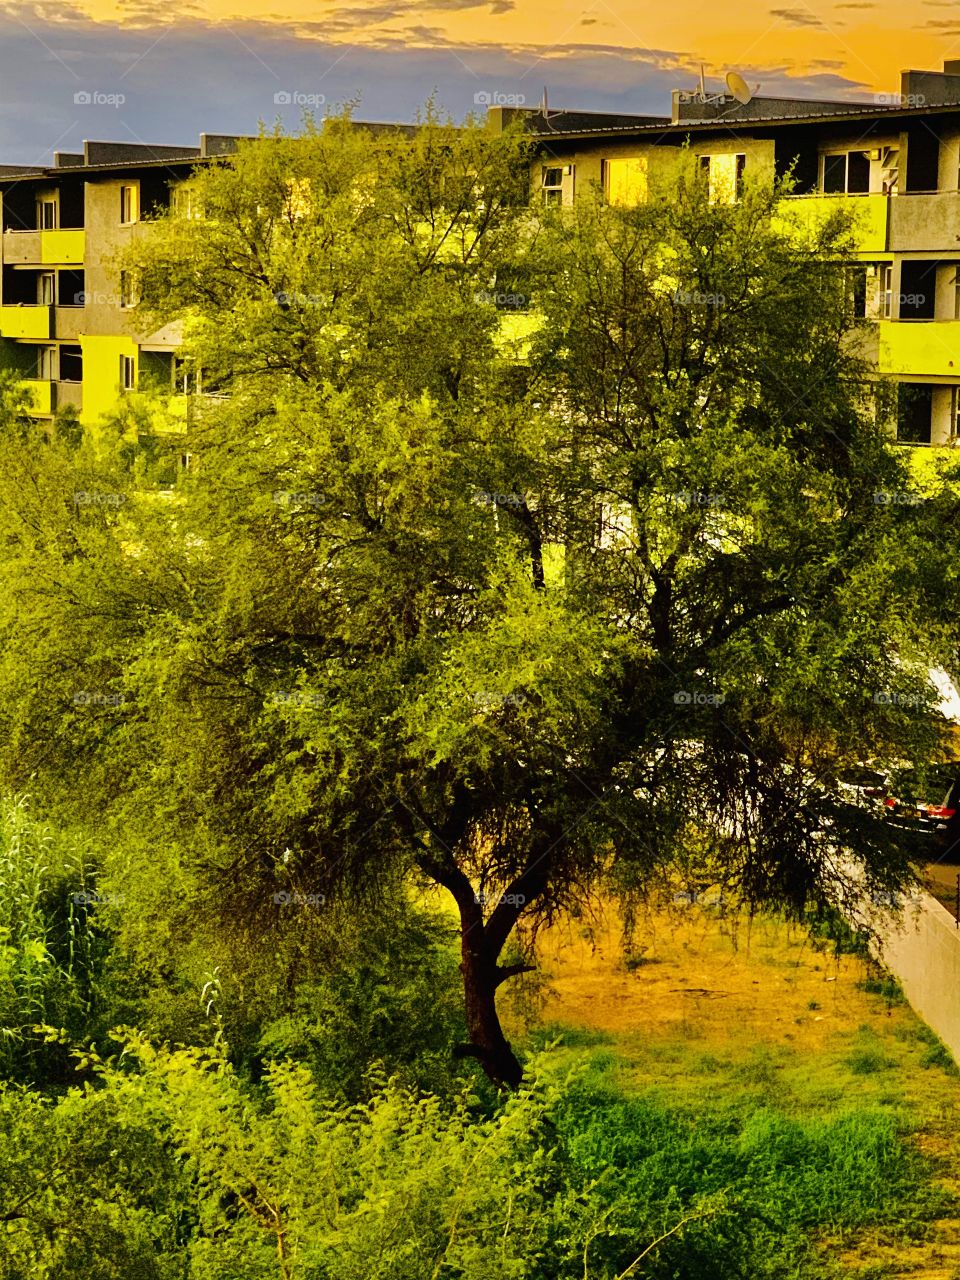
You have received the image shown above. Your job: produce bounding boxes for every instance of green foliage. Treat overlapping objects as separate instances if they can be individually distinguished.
[255,899,470,1099]
[0,1043,944,1279]
[857,971,907,1004]
[0,796,108,1086]
[0,116,953,1084]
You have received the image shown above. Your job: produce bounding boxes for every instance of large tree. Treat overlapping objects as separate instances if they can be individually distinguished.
[0,117,953,1086]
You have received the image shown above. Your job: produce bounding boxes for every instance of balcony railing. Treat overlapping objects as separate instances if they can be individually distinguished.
[0,304,51,340]
[877,319,960,377]
[778,193,889,256]
[2,228,85,265]
[20,379,53,414]
[888,191,960,253]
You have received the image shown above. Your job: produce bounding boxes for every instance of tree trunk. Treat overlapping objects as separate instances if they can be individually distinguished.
[457,923,524,1089]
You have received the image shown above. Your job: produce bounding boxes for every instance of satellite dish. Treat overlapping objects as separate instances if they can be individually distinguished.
[726,70,754,104]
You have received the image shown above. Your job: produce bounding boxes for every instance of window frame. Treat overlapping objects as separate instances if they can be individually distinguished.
[119,184,139,226]
[38,197,58,230]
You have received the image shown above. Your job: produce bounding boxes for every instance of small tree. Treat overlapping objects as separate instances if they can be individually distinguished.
[0,120,952,1087]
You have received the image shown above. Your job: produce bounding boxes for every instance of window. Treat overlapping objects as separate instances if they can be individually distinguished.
[59,345,82,383]
[880,148,899,195]
[899,260,937,320]
[541,167,564,206]
[119,184,139,225]
[897,382,933,445]
[38,198,57,230]
[60,269,84,307]
[953,387,960,440]
[821,151,871,194]
[120,354,136,390]
[170,183,199,220]
[36,346,55,380]
[174,357,194,394]
[602,157,648,206]
[848,266,867,319]
[119,270,135,309]
[699,153,746,204]
[38,273,55,306]
[880,264,894,319]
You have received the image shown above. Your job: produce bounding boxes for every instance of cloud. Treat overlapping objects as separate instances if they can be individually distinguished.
[0,7,875,163]
[769,8,827,26]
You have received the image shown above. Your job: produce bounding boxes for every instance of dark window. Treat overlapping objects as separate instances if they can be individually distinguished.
[899,260,938,320]
[904,124,940,192]
[897,383,933,444]
[59,345,82,383]
[59,270,84,307]
[850,266,867,318]
[822,154,846,193]
[847,150,870,193]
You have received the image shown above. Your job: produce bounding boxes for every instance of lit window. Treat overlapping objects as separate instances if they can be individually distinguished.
[120,185,139,225]
[699,154,746,204]
[603,157,648,206]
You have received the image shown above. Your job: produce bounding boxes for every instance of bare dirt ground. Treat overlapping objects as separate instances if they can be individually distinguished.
[515,901,960,1279]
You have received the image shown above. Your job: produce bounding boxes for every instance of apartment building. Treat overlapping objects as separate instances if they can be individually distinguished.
[0,135,246,431]
[5,65,960,445]
[491,59,960,447]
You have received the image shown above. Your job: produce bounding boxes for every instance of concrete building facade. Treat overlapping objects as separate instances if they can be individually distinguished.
[5,65,960,445]
[498,58,960,447]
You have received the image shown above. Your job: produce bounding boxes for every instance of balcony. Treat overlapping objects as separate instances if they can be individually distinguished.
[878,320,960,377]
[778,193,889,255]
[0,304,51,340]
[2,229,85,266]
[54,381,83,411]
[888,192,960,254]
[53,306,84,340]
[20,379,53,414]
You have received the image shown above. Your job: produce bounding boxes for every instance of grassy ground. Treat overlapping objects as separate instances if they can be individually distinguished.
[513,901,960,1278]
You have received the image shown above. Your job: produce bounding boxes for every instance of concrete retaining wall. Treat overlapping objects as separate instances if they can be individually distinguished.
[874,890,960,1058]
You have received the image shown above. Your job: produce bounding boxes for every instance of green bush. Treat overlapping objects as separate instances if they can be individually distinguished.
[0,796,111,1087]
[255,899,471,1100]
[0,1042,945,1280]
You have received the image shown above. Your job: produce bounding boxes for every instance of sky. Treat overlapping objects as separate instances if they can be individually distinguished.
[1,0,958,163]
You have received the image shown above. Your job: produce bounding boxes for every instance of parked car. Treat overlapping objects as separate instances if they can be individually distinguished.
[882,764,960,836]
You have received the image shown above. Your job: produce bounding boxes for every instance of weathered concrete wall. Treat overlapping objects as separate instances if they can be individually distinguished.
[873,890,960,1058]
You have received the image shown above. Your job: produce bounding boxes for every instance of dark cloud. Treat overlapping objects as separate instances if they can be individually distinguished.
[0,7,874,163]
[769,8,827,26]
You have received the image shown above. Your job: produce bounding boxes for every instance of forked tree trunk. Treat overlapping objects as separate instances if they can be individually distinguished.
[415,820,556,1090]
[456,925,524,1089]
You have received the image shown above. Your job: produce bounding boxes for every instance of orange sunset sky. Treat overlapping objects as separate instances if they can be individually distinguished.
[51,0,960,88]
[1,0,958,160]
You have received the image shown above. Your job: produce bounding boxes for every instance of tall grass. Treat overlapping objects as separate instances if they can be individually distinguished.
[0,795,99,1082]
